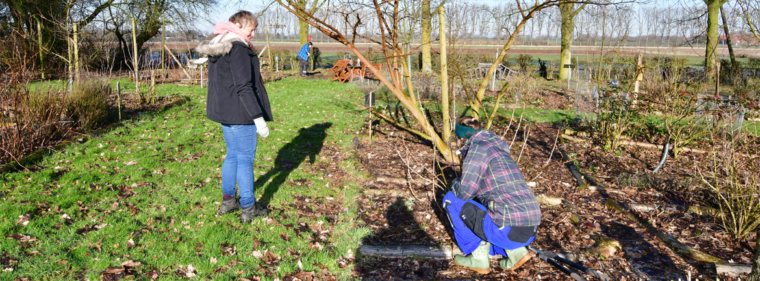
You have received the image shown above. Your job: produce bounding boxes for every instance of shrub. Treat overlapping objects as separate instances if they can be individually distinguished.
[662,90,713,157]
[68,79,112,131]
[517,54,533,72]
[594,91,639,151]
[699,138,760,238]
[1,86,69,165]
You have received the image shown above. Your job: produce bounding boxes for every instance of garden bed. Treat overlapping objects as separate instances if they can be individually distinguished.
[352,119,754,280]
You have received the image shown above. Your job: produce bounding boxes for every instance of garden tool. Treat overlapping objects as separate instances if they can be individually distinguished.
[527,245,610,281]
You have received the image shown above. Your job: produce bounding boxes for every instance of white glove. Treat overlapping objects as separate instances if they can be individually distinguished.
[253,117,269,138]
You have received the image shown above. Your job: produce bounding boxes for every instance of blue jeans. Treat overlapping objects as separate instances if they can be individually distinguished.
[221,124,258,208]
[443,191,536,257]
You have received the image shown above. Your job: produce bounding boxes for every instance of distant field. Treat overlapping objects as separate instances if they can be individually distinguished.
[147,41,759,67]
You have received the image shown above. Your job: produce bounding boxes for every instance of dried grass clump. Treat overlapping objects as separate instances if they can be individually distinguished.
[68,79,113,131]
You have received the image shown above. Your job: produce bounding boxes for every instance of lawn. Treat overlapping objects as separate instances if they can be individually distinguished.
[1,76,371,280]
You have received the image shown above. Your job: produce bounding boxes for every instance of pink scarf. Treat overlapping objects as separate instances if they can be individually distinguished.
[213,21,252,44]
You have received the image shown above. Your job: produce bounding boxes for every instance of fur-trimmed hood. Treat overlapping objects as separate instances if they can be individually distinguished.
[195,32,250,56]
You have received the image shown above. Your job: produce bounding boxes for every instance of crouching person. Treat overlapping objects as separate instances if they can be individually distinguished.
[444,117,541,273]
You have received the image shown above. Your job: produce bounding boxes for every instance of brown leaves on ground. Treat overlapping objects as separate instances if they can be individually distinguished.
[16,213,30,226]
[6,234,36,243]
[101,260,142,281]
[76,223,107,235]
[175,264,196,278]
[282,270,316,281]
[220,242,236,256]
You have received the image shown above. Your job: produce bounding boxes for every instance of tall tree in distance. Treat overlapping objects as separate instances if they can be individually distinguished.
[420,0,445,73]
[421,0,432,72]
[558,0,587,80]
[704,0,728,80]
[737,0,760,41]
[296,0,325,44]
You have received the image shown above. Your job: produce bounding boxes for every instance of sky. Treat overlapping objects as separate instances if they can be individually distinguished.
[202,0,507,32]
[200,0,684,33]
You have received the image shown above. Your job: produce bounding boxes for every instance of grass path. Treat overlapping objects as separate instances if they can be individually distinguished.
[1,77,371,280]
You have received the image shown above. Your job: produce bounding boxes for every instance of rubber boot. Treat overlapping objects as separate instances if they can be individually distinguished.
[499,246,533,271]
[217,198,240,215]
[454,241,491,274]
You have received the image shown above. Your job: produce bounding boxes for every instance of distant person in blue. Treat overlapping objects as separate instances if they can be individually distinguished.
[297,41,313,77]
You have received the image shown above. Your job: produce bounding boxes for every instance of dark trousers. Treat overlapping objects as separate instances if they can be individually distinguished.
[298,57,308,76]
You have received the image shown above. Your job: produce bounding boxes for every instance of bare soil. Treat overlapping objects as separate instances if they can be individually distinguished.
[351,112,755,280]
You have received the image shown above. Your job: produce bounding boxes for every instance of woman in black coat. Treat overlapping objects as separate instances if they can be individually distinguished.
[196,11,273,223]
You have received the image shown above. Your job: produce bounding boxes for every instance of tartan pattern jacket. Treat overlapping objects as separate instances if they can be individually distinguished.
[451,130,541,228]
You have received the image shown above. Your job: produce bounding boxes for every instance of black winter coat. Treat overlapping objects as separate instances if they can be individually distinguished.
[196,33,273,124]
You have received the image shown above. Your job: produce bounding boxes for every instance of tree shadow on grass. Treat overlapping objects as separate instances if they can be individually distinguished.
[255,123,332,208]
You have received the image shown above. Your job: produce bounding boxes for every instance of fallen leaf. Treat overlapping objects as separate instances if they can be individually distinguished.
[17,214,30,226]
[121,260,141,267]
[252,250,263,259]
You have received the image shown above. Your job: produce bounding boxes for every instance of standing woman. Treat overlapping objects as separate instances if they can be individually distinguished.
[196,11,273,223]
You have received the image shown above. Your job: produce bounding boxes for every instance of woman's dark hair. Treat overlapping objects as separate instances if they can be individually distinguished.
[229,11,258,29]
[457,116,481,130]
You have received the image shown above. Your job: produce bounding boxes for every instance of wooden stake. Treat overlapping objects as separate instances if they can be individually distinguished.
[161,24,165,79]
[265,25,272,81]
[73,22,79,81]
[132,18,139,95]
[634,53,643,94]
[117,82,122,121]
[36,17,44,80]
[150,70,156,104]
[715,61,721,96]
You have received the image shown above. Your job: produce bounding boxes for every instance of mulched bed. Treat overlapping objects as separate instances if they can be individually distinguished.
[352,117,754,280]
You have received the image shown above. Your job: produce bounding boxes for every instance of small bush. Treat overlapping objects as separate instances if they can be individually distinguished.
[1,86,69,165]
[69,80,112,131]
[699,138,760,238]
[517,54,533,72]
[594,91,639,151]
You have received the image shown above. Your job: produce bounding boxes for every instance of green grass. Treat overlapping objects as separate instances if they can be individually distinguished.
[1,77,371,280]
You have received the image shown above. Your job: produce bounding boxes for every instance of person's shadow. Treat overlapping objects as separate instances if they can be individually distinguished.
[255,123,332,208]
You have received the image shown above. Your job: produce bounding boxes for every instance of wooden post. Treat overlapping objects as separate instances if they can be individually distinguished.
[161,24,165,79]
[715,61,721,96]
[200,64,204,88]
[73,22,79,81]
[132,18,139,95]
[634,53,643,94]
[36,17,44,80]
[265,25,272,81]
[117,82,122,121]
[492,48,497,91]
[150,70,156,104]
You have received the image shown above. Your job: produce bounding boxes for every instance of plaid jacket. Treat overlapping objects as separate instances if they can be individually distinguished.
[297,44,310,60]
[451,130,541,228]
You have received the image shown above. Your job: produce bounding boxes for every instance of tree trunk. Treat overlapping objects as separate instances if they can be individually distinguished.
[750,228,760,280]
[298,0,309,45]
[439,5,450,147]
[704,0,727,80]
[421,0,432,73]
[720,7,737,75]
[558,1,583,81]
